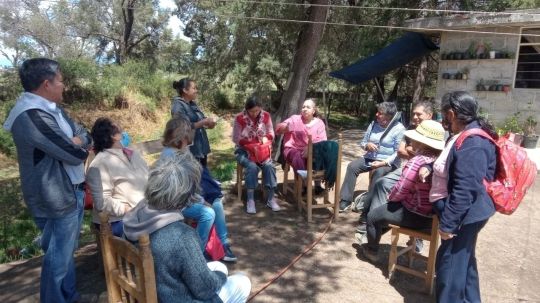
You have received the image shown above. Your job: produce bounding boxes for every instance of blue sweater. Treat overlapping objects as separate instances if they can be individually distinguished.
[439,121,497,233]
[150,221,226,303]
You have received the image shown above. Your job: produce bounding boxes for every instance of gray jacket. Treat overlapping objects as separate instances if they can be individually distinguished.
[3,93,91,218]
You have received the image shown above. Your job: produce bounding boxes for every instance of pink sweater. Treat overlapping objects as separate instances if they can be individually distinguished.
[388,154,436,216]
[429,134,458,202]
[276,115,327,151]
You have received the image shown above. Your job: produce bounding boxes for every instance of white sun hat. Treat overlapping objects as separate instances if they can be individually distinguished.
[404,120,445,150]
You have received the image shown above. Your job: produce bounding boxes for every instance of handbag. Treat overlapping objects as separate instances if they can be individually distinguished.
[244,142,272,164]
[83,183,93,210]
[191,222,225,261]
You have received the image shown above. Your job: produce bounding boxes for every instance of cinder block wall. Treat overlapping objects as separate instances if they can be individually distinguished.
[436,27,539,147]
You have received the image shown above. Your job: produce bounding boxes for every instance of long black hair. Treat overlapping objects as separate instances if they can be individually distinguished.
[441,91,497,138]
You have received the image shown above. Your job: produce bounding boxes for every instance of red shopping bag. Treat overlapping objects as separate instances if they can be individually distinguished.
[191,222,225,261]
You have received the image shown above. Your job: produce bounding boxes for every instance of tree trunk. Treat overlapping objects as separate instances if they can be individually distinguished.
[412,55,428,103]
[273,0,329,124]
[118,0,136,64]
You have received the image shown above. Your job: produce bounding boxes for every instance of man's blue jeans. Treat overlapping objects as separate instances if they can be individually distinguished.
[182,198,229,251]
[34,188,84,303]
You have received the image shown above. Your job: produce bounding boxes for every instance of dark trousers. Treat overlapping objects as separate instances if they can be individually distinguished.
[340,157,394,202]
[436,220,488,303]
[366,202,432,251]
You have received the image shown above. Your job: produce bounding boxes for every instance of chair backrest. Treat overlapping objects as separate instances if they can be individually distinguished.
[131,139,163,156]
[99,212,158,303]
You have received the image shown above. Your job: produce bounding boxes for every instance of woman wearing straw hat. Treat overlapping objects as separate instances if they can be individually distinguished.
[360,120,445,262]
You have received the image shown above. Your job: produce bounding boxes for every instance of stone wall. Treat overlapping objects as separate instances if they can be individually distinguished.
[436,27,540,147]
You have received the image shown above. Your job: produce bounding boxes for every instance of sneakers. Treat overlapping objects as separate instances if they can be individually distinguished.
[355,232,368,245]
[339,200,352,212]
[246,200,256,214]
[356,223,367,234]
[266,198,281,211]
[222,244,237,262]
[352,192,368,213]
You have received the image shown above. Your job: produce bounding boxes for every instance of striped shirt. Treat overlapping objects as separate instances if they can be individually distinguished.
[388,154,437,216]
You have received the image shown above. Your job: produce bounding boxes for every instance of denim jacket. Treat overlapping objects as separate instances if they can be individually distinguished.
[171,97,210,159]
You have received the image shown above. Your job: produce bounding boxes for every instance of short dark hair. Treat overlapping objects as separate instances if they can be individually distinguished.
[412,100,434,115]
[19,58,60,92]
[376,101,398,117]
[162,115,194,149]
[91,117,120,153]
[172,78,194,96]
[245,96,262,110]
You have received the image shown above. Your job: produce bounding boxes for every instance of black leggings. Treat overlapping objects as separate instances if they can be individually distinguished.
[366,202,432,251]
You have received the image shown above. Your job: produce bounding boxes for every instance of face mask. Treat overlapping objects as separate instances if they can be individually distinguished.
[120,131,131,147]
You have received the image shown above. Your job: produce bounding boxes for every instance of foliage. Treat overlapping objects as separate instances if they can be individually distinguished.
[210,160,236,183]
[497,112,524,135]
[524,115,538,135]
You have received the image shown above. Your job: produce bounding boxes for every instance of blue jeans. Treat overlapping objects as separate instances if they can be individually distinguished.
[34,188,84,303]
[211,198,228,246]
[235,148,277,190]
[182,202,216,251]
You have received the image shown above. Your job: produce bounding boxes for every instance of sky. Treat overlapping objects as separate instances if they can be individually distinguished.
[0,0,187,67]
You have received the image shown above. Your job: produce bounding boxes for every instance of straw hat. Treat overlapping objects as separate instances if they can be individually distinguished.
[404,120,445,150]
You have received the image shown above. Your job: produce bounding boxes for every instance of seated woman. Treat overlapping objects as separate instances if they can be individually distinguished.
[86,117,148,237]
[360,120,445,262]
[159,116,237,262]
[275,98,327,193]
[339,101,405,212]
[123,152,251,303]
[232,96,279,214]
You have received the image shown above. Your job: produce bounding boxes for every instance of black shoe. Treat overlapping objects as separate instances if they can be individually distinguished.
[339,200,352,212]
[222,244,237,262]
[314,185,325,196]
[356,223,367,233]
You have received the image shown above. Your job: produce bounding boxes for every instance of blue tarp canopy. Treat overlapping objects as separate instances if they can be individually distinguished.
[329,32,439,84]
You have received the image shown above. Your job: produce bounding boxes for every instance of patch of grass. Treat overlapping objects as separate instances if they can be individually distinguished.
[327,111,367,129]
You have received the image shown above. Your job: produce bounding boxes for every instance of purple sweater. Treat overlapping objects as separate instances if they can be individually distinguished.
[388,155,436,216]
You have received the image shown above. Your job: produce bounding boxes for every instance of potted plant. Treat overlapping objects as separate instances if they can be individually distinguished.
[476,79,487,91]
[497,112,524,145]
[523,115,539,148]
[461,67,470,80]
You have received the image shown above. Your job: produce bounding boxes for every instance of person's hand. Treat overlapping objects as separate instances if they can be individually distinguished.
[124,204,132,213]
[366,142,378,152]
[261,136,269,144]
[370,160,387,168]
[418,167,431,183]
[71,136,82,145]
[439,230,455,240]
[204,117,217,129]
[276,122,289,134]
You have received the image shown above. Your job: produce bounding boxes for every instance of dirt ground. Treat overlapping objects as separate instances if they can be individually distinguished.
[1,129,539,303]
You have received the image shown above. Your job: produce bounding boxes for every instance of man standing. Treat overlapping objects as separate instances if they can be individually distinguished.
[3,58,91,303]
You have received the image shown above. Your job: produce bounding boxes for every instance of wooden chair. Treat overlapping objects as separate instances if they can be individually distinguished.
[387,215,440,295]
[99,212,158,303]
[294,134,342,222]
[282,161,295,197]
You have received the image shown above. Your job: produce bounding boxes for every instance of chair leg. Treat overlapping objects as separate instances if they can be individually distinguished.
[283,163,289,195]
[237,164,242,201]
[426,227,439,294]
[295,174,302,212]
[306,179,313,223]
[388,228,400,280]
